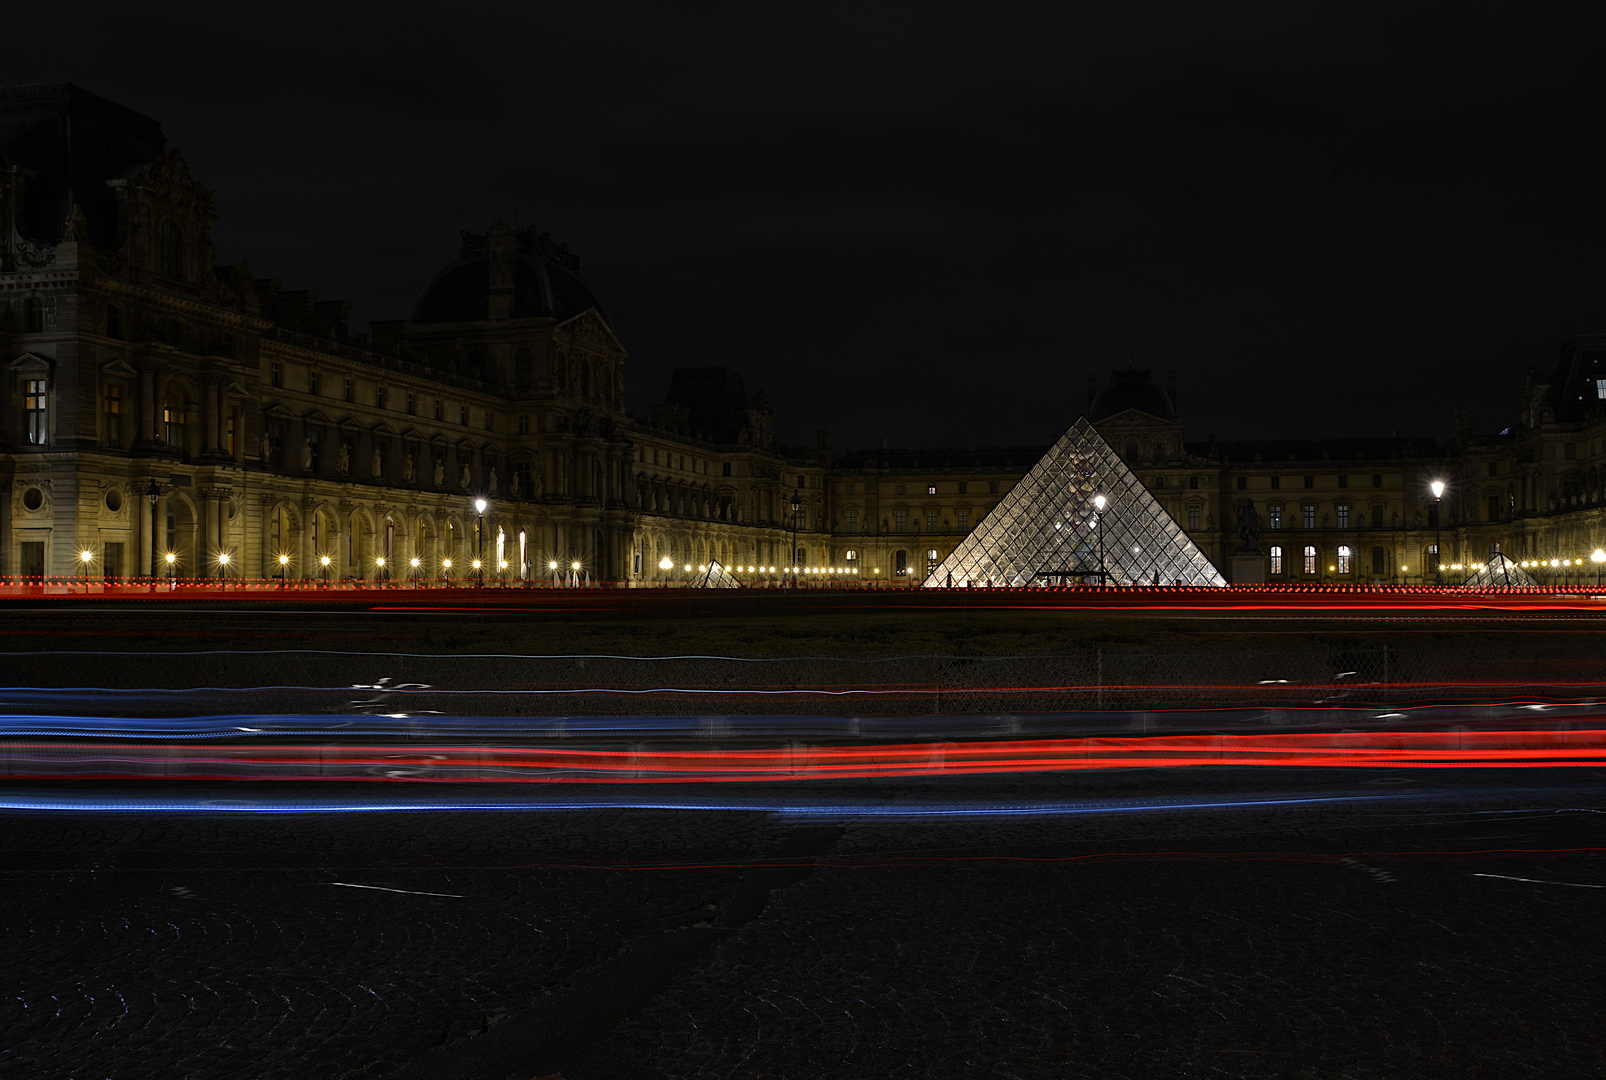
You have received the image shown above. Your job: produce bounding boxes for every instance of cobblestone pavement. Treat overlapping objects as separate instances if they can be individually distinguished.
[3,770,1605,1080]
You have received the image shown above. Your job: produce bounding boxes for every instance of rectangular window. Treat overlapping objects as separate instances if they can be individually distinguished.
[927,484,937,495]
[1488,495,1501,521]
[1596,378,1606,400]
[268,421,284,462]
[1372,474,1383,487]
[1303,505,1315,529]
[957,509,969,531]
[1303,545,1317,574]
[1338,475,1348,488]
[1188,505,1200,530]
[434,399,443,421]
[485,412,493,431]
[25,379,46,444]
[1337,504,1349,528]
[895,509,908,532]
[344,377,354,403]
[1429,543,1440,571]
[1373,546,1386,575]
[460,406,468,426]
[1190,476,1200,490]
[104,385,122,448]
[1270,476,1281,490]
[845,509,858,532]
[272,361,282,388]
[1304,475,1314,489]
[1372,503,1385,527]
[407,391,416,415]
[1337,545,1352,574]
[518,414,530,434]
[1269,505,1282,530]
[1488,462,1499,477]
[1269,546,1283,575]
[309,369,320,395]
[926,509,939,532]
[376,385,386,409]
[724,462,733,478]
[958,481,967,495]
[895,482,906,495]
[989,480,1000,494]
[226,410,237,457]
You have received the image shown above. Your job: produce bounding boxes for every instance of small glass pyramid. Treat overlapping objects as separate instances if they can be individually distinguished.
[694,560,741,589]
[1459,552,1538,589]
[924,417,1226,587]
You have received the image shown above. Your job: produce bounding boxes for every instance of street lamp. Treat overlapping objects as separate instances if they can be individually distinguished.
[278,552,290,587]
[474,498,487,587]
[1592,549,1605,588]
[165,550,176,588]
[375,555,387,584]
[146,479,160,586]
[1430,479,1445,586]
[319,553,331,585]
[217,551,231,589]
[410,556,421,586]
[1092,494,1108,586]
[79,548,94,588]
[789,488,801,586]
[441,557,453,586]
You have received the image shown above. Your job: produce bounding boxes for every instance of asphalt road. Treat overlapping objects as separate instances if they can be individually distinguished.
[5,768,1605,1080]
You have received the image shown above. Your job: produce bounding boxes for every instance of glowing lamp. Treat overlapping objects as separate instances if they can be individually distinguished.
[80,550,93,563]
[166,552,176,565]
[442,558,453,569]
[320,555,332,567]
[659,556,673,570]
[279,554,290,566]
[375,556,386,568]
[217,552,230,565]
[411,557,421,568]
[1093,494,1107,512]
[474,499,487,514]
[499,560,508,570]
[550,560,559,570]
[571,561,581,570]
[1430,480,1445,499]
[472,559,482,570]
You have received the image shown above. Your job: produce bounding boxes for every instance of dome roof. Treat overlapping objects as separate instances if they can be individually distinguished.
[1089,368,1176,421]
[411,225,611,327]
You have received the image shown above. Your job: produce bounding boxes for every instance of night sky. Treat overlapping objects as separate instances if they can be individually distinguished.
[12,4,1606,452]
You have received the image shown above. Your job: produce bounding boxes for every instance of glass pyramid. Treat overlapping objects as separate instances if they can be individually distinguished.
[924,417,1226,588]
[694,560,741,589]
[1459,552,1538,589]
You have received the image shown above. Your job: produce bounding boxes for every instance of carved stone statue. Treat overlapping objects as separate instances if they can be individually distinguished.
[260,433,271,467]
[301,438,313,471]
[532,469,543,497]
[488,466,499,496]
[460,463,471,490]
[337,442,351,476]
[433,458,445,487]
[510,471,522,499]
[1234,503,1261,554]
[371,448,383,478]
[403,452,415,484]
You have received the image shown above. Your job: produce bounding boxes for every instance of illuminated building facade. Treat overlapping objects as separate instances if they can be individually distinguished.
[3,84,1603,586]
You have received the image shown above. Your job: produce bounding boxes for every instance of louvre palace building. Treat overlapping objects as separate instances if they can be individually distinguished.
[5,84,1606,587]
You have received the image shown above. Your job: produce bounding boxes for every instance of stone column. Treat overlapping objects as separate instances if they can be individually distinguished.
[139,491,153,580]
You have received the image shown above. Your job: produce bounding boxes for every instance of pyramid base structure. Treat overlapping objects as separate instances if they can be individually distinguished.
[1459,552,1540,590]
[693,560,741,589]
[924,416,1227,588]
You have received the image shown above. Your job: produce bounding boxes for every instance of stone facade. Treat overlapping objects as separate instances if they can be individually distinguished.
[4,84,1604,586]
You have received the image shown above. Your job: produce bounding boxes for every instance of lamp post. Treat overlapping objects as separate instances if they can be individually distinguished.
[790,489,801,586]
[441,556,453,585]
[410,556,421,587]
[79,548,94,589]
[474,498,487,587]
[165,550,176,589]
[278,553,290,587]
[319,553,331,586]
[146,479,160,587]
[1430,479,1445,586]
[1593,549,1605,589]
[375,555,387,585]
[217,551,231,590]
[1092,494,1107,586]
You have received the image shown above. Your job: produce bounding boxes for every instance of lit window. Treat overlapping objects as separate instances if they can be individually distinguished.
[25,379,47,444]
[1337,504,1350,528]
[845,549,857,561]
[1269,545,1284,575]
[1337,545,1352,573]
[1268,506,1282,530]
[1303,545,1317,574]
[1596,378,1606,399]
[928,484,937,495]
[163,391,186,449]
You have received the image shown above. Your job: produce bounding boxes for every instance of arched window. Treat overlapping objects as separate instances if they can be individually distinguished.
[845,549,857,561]
[1269,545,1284,575]
[514,347,534,387]
[1337,544,1352,574]
[894,549,908,576]
[160,221,183,279]
[1302,545,1317,575]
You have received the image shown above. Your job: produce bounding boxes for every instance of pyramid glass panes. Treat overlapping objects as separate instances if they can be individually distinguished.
[1459,552,1538,589]
[694,560,741,589]
[924,417,1226,588]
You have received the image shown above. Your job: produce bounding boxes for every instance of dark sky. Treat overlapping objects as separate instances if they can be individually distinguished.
[14,3,1606,451]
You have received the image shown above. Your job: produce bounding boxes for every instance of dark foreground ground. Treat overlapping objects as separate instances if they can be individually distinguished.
[5,768,1605,1080]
